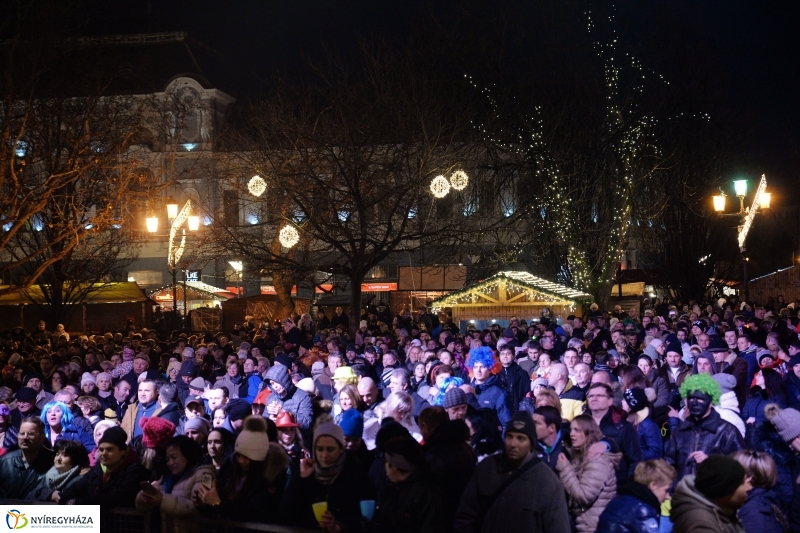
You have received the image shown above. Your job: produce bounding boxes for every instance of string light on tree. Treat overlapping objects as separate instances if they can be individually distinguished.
[248,175,267,197]
[430,175,451,198]
[449,170,469,191]
[279,224,300,248]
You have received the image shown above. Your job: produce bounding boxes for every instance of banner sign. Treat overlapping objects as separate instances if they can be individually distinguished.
[4,505,100,532]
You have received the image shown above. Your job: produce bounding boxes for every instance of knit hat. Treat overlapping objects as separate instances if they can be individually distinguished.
[98,426,128,450]
[707,336,729,353]
[665,341,682,355]
[184,417,211,437]
[275,353,293,368]
[504,411,537,444]
[766,405,800,444]
[531,377,548,390]
[789,355,800,368]
[359,320,368,329]
[15,387,37,402]
[623,388,648,413]
[24,372,44,386]
[195,346,208,357]
[345,343,357,353]
[338,409,364,437]
[80,372,96,388]
[225,399,252,422]
[235,416,270,461]
[103,408,119,422]
[757,350,774,366]
[503,327,515,339]
[8,353,22,366]
[167,361,182,375]
[296,378,316,395]
[443,387,468,409]
[311,361,325,377]
[178,360,196,378]
[189,377,206,391]
[139,416,176,450]
[275,411,299,428]
[712,373,737,396]
[182,347,195,360]
[314,422,345,450]
[691,320,706,331]
[695,455,747,499]
[383,435,425,472]
[96,372,112,384]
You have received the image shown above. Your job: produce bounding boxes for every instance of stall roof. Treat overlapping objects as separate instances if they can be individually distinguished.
[431,270,593,310]
[148,282,236,301]
[0,282,148,305]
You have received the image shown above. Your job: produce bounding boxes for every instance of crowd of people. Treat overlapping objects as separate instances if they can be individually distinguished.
[0,298,799,533]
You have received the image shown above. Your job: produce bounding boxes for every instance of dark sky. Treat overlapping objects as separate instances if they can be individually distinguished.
[82,0,799,193]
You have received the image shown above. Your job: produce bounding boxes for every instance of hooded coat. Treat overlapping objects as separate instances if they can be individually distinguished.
[737,487,787,533]
[265,365,313,429]
[595,480,662,533]
[670,475,745,533]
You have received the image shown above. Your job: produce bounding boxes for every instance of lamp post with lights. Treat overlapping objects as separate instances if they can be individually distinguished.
[146,196,200,328]
[713,175,771,302]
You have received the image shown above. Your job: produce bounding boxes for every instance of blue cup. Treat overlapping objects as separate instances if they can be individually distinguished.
[360,500,376,521]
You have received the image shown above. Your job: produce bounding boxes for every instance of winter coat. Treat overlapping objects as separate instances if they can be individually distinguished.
[596,480,662,533]
[215,374,248,401]
[0,425,19,451]
[751,420,800,531]
[53,421,96,453]
[737,487,787,533]
[633,408,663,460]
[599,406,643,481]
[454,453,571,533]
[559,380,587,421]
[25,465,84,502]
[645,370,670,424]
[136,464,215,531]
[422,420,476,531]
[742,390,786,428]
[715,391,746,439]
[557,450,621,533]
[265,365,313,429]
[664,409,744,481]
[120,401,163,443]
[156,401,182,427]
[658,364,692,409]
[374,468,446,533]
[537,432,566,471]
[60,447,149,507]
[783,372,800,408]
[0,448,56,499]
[670,475,745,533]
[497,362,530,410]
[472,374,514,425]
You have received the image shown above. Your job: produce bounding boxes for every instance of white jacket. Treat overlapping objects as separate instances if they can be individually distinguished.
[715,391,746,438]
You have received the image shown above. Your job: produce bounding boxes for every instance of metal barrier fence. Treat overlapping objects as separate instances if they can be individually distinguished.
[0,500,318,533]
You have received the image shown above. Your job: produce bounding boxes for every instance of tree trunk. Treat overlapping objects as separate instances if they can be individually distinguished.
[349,272,365,336]
[271,232,296,321]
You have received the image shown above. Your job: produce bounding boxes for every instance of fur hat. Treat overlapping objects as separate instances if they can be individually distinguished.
[235,416,270,461]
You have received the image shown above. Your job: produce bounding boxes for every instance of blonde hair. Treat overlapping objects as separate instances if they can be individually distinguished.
[568,415,604,464]
[535,389,561,415]
[732,450,777,488]
[379,391,414,422]
[338,385,366,412]
[634,459,677,488]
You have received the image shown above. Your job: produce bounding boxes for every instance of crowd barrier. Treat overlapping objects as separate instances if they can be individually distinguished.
[0,500,318,533]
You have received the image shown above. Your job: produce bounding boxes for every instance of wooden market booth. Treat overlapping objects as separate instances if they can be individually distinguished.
[431,269,592,332]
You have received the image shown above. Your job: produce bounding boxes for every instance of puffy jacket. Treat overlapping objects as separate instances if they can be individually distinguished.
[670,475,745,533]
[715,392,746,439]
[599,406,642,481]
[664,409,743,481]
[136,463,215,531]
[751,419,800,530]
[596,481,661,533]
[633,409,663,461]
[1,424,19,451]
[557,451,621,533]
[265,365,313,429]
[738,487,787,533]
[55,422,96,453]
[559,381,586,421]
[472,374,513,425]
[60,447,149,507]
[0,447,55,499]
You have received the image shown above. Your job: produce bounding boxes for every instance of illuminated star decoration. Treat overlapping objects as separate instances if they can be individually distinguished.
[279,224,300,248]
[248,175,267,197]
[430,175,451,198]
[449,170,469,191]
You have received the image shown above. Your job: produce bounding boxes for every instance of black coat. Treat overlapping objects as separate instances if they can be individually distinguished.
[374,469,446,533]
[751,419,800,531]
[497,362,530,409]
[60,448,149,507]
[664,409,744,481]
[423,420,476,531]
[598,406,643,482]
[0,448,55,499]
[595,481,661,533]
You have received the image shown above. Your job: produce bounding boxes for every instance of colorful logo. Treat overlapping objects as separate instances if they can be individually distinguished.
[5,510,27,530]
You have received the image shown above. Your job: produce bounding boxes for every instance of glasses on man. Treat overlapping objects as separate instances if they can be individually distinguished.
[586,394,611,400]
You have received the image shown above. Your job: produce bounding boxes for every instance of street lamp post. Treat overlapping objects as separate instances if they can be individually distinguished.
[713,174,771,302]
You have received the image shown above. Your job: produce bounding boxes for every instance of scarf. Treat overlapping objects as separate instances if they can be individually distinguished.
[313,451,346,486]
[46,465,80,490]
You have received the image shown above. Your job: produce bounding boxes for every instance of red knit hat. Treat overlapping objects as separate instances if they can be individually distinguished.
[139,416,175,449]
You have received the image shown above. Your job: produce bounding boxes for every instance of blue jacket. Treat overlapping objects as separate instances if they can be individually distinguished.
[738,487,786,533]
[596,481,661,533]
[472,374,513,425]
[636,416,663,460]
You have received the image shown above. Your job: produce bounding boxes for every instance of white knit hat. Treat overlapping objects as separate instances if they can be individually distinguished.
[235,416,270,461]
[80,372,96,388]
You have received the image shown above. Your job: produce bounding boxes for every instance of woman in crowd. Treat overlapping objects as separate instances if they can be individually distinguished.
[743,368,787,428]
[410,362,427,393]
[536,353,552,379]
[293,422,374,532]
[136,436,215,527]
[27,439,89,502]
[94,372,113,402]
[41,400,95,452]
[212,408,226,428]
[49,370,68,395]
[275,411,307,470]
[204,427,235,472]
[76,396,103,428]
[621,364,669,424]
[732,450,788,533]
[193,417,291,523]
[333,384,365,425]
[363,391,422,449]
[90,420,118,466]
[556,414,620,533]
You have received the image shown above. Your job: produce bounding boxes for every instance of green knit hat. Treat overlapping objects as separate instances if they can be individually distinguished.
[680,374,721,405]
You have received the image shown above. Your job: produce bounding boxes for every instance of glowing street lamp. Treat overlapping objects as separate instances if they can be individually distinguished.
[734,180,747,198]
[712,194,726,213]
[166,196,179,220]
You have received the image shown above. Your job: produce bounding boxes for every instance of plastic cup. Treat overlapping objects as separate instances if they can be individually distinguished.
[312,501,328,524]
[360,500,376,521]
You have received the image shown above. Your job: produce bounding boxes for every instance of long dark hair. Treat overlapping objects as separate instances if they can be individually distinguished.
[165,436,203,478]
[752,368,787,402]
[466,409,503,457]
[205,428,236,465]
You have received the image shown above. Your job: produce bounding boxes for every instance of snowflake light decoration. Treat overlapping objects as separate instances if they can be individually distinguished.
[279,225,300,248]
[430,175,451,198]
[248,175,267,197]
[449,170,469,191]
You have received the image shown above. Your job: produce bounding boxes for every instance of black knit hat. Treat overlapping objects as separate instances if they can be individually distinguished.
[505,411,537,445]
[98,426,128,450]
[695,455,746,499]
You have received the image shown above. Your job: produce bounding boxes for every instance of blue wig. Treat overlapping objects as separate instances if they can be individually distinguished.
[466,346,495,370]
[432,376,465,406]
[40,401,74,439]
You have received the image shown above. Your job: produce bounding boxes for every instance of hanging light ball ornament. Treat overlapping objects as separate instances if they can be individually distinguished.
[430,175,451,198]
[449,170,469,191]
[279,225,300,248]
[248,175,267,197]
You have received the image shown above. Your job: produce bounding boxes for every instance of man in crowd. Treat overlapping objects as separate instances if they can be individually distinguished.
[548,363,585,421]
[587,382,642,481]
[121,380,161,443]
[518,341,541,376]
[0,418,54,498]
[497,346,529,409]
[533,405,564,470]
[467,347,513,425]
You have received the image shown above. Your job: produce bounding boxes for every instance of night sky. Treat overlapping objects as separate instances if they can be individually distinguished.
[80,0,799,195]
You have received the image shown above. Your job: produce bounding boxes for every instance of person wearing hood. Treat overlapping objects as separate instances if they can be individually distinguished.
[466,347,513,425]
[59,425,149,506]
[596,459,677,533]
[670,454,750,533]
[264,364,313,430]
[711,373,746,439]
